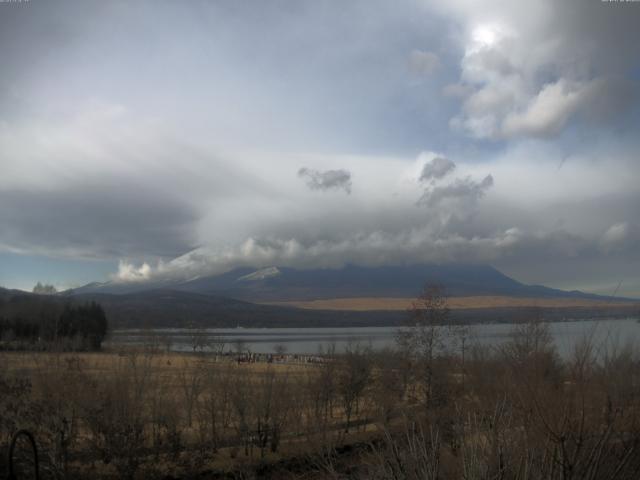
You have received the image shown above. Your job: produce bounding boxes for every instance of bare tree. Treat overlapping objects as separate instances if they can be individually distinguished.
[210,335,226,358]
[178,357,205,427]
[230,368,252,456]
[196,363,233,452]
[371,349,408,425]
[305,354,337,441]
[397,284,450,408]
[234,338,246,362]
[337,342,372,433]
[370,421,442,480]
[83,353,152,480]
[188,326,209,354]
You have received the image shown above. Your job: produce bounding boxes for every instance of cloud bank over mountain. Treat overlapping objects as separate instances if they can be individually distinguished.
[0,0,639,296]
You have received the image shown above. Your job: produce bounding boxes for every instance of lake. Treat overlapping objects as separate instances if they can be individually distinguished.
[107,317,640,359]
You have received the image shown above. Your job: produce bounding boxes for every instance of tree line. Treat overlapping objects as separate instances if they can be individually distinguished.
[0,295,108,350]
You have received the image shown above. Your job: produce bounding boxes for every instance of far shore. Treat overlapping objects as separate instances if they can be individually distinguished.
[263,295,639,311]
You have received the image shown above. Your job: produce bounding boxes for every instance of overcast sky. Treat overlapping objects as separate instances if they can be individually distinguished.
[1,0,639,296]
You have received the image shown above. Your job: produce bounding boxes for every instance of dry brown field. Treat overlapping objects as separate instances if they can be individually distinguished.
[0,349,311,385]
[3,327,640,479]
[0,349,333,478]
[263,295,637,311]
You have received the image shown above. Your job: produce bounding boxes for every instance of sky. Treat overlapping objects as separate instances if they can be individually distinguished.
[0,0,639,296]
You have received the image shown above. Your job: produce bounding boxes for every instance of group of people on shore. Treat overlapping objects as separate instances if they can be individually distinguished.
[235,351,326,365]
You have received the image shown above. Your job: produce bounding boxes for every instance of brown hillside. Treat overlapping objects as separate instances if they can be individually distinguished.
[264,296,638,311]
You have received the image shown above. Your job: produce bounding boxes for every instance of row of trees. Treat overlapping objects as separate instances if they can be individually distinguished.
[0,301,108,350]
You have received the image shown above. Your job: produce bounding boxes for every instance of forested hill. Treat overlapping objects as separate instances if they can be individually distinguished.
[2,286,637,330]
[69,289,405,328]
[0,288,108,349]
[2,287,403,329]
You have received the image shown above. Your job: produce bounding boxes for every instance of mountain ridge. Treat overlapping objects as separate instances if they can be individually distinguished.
[4,284,637,330]
[66,264,633,302]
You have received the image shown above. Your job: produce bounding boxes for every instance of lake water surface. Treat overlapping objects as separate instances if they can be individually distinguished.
[108,317,640,359]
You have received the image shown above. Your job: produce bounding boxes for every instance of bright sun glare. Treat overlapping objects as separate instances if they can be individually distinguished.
[472,24,498,47]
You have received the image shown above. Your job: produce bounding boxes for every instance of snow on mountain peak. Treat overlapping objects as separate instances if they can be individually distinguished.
[237,267,281,282]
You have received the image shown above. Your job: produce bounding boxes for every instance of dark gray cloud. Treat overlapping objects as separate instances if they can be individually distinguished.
[0,183,199,259]
[419,156,456,182]
[298,168,352,194]
[416,155,493,216]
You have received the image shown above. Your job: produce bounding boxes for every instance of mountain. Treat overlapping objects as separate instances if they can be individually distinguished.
[3,265,636,330]
[2,285,404,328]
[0,286,35,301]
[62,288,640,329]
[7,287,636,330]
[176,264,523,300]
[68,263,628,302]
[56,289,408,328]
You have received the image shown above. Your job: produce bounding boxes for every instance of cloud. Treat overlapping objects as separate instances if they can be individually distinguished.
[442,83,473,98]
[1,0,639,296]
[112,218,633,287]
[298,167,352,194]
[0,184,200,259]
[601,222,640,255]
[453,69,637,141]
[0,103,267,260]
[113,227,532,283]
[579,76,638,122]
[114,260,153,282]
[418,174,494,207]
[415,154,493,219]
[443,1,640,140]
[408,50,441,75]
[419,156,456,182]
[499,77,637,139]
[502,80,584,138]
[100,146,640,296]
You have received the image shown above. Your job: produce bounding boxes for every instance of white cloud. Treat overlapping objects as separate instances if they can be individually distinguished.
[600,222,640,255]
[443,0,640,140]
[2,102,637,289]
[502,80,584,138]
[114,260,152,282]
[114,227,538,283]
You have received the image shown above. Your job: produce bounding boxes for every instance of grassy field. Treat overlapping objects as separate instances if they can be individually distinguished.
[4,322,640,479]
[0,348,371,479]
[0,349,308,376]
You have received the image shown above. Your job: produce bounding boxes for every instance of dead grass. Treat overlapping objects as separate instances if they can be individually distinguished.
[0,349,308,377]
[0,349,325,478]
[264,295,638,311]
